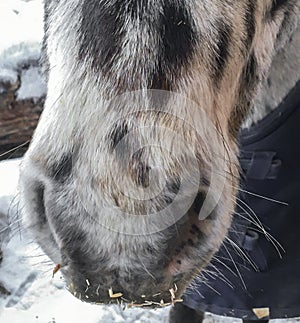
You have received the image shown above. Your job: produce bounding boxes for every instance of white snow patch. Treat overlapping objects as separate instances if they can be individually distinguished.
[0,42,42,72]
[0,159,20,219]
[0,159,20,198]
[0,0,43,53]
[0,0,44,100]
[0,69,18,86]
[17,67,46,100]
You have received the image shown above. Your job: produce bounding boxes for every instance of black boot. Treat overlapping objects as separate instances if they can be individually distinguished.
[168,302,205,323]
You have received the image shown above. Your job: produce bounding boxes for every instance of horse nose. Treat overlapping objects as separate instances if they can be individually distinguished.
[20,175,48,227]
[33,183,46,217]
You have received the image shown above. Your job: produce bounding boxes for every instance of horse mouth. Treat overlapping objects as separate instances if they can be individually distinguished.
[56,192,222,308]
[67,284,184,308]
[22,165,230,308]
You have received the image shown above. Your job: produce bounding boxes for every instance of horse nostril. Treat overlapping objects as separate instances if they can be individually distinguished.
[33,183,47,226]
[192,192,206,215]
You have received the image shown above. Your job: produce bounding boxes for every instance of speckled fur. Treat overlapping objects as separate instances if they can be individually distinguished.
[19,0,300,305]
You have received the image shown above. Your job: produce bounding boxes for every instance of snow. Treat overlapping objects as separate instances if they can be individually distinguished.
[0,0,46,100]
[0,0,43,53]
[0,42,42,72]
[17,67,47,100]
[0,69,18,87]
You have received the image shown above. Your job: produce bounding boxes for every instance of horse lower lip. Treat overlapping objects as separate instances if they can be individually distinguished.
[64,274,185,305]
[68,289,183,307]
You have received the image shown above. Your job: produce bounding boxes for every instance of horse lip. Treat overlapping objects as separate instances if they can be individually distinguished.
[66,282,183,308]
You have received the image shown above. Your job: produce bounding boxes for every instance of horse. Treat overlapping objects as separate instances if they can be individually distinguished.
[19,1,299,320]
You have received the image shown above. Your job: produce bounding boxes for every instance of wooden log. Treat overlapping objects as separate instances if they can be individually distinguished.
[0,70,45,160]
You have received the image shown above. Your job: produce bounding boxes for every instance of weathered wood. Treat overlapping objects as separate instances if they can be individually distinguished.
[0,73,45,160]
